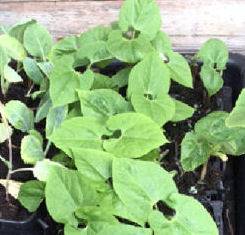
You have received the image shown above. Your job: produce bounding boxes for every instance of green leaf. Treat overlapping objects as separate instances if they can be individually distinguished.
[96,223,152,235]
[200,64,223,96]
[127,53,172,125]
[18,180,45,212]
[49,117,109,155]
[64,225,87,235]
[35,93,52,122]
[104,113,167,158]
[45,105,68,136]
[107,30,153,63]
[72,148,113,183]
[21,134,44,164]
[171,99,195,122]
[0,123,12,143]
[151,31,172,54]
[51,35,79,55]
[226,89,245,128]
[37,61,53,77]
[49,56,94,107]
[113,158,177,223]
[112,67,131,88]
[195,111,231,144]
[3,65,22,83]
[119,0,161,40]
[92,73,116,90]
[23,57,44,84]
[180,132,211,171]
[165,52,193,88]
[78,89,132,120]
[131,93,175,126]
[4,100,34,132]
[45,167,98,226]
[76,26,112,64]
[149,193,218,235]
[197,39,228,96]
[197,38,228,70]
[24,22,53,59]
[33,159,64,181]
[0,46,10,74]
[0,34,26,61]
[128,52,170,97]
[9,19,36,43]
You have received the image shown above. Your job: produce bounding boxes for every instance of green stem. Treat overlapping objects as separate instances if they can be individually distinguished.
[44,140,52,157]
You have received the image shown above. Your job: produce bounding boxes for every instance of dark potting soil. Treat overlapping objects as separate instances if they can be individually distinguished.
[0,184,30,221]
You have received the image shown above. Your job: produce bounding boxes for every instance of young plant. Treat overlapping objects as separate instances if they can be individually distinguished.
[0,0,239,234]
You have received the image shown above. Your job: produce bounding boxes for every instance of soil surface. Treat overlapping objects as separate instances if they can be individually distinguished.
[0,184,30,221]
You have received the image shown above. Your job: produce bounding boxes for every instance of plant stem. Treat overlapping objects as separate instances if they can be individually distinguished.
[44,140,51,157]
[9,168,33,175]
[200,161,208,182]
[0,101,13,201]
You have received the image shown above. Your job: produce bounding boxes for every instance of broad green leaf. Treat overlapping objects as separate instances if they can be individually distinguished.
[3,65,22,83]
[4,100,34,132]
[0,34,26,61]
[171,99,195,122]
[226,89,245,128]
[113,158,177,223]
[0,123,12,143]
[197,38,228,70]
[51,35,79,57]
[45,105,68,136]
[127,53,172,125]
[9,19,36,43]
[21,134,44,164]
[104,113,167,158]
[49,117,110,155]
[24,22,53,59]
[64,225,88,235]
[180,132,211,171]
[131,93,175,126]
[78,89,132,120]
[76,26,112,64]
[23,57,44,84]
[49,62,94,107]
[75,205,117,224]
[200,64,223,96]
[0,46,10,74]
[107,30,153,63]
[45,167,98,226]
[35,93,52,122]
[127,52,170,97]
[72,148,113,183]
[165,51,193,88]
[92,73,116,90]
[18,180,45,212]
[195,111,231,144]
[197,39,228,96]
[37,61,53,77]
[128,53,170,96]
[96,223,152,235]
[119,0,161,40]
[112,67,131,88]
[33,159,64,181]
[149,193,218,235]
[151,31,172,54]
